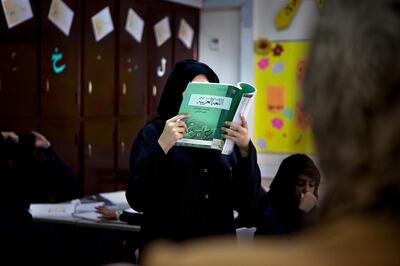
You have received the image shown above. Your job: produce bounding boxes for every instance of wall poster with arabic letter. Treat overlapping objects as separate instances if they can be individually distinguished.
[253,40,315,153]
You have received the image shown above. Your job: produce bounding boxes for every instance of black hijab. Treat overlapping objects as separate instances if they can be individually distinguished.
[268,153,321,208]
[156,59,219,121]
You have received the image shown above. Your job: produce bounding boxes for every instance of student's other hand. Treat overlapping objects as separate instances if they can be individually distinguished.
[1,131,19,143]
[158,114,189,154]
[32,131,51,149]
[95,206,117,220]
[222,114,250,157]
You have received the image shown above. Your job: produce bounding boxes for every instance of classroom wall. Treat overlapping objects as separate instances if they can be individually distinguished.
[199,0,320,180]
[199,8,241,84]
[253,0,319,179]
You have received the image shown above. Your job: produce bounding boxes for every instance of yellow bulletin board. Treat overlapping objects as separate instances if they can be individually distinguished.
[253,40,315,153]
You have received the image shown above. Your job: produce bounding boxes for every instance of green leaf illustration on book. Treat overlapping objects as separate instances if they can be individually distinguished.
[175,81,256,154]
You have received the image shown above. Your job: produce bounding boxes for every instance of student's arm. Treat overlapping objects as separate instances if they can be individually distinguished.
[31,132,80,202]
[126,124,172,212]
[231,140,262,213]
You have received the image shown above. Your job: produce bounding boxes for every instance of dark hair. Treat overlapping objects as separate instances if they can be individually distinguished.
[303,0,400,216]
[156,59,219,120]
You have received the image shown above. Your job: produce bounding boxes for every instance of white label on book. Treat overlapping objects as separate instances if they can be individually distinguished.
[188,94,232,110]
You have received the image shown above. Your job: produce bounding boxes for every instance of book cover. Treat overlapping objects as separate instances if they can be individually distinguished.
[175,81,256,154]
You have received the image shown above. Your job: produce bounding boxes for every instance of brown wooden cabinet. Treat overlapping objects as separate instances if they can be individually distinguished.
[40,0,81,118]
[83,120,115,195]
[39,119,80,175]
[0,0,199,196]
[82,0,116,117]
[0,1,39,118]
[147,2,174,120]
[118,0,148,117]
[174,6,199,63]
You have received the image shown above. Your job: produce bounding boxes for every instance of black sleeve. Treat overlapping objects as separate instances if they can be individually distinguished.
[125,125,171,212]
[231,141,262,215]
[119,211,143,225]
[31,147,81,202]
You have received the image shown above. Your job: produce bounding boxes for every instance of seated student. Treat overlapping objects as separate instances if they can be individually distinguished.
[0,130,80,264]
[1,130,80,203]
[255,153,320,236]
[139,0,400,265]
[235,154,320,237]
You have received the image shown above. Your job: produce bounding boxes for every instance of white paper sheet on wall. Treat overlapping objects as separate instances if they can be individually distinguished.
[48,0,74,36]
[1,0,33,29]
[91,6,114,42]
[125,8,144,43]
[153,16,171,47]
[178,18,194,49]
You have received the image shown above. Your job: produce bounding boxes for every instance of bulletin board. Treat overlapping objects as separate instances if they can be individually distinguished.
[253,40,315,153]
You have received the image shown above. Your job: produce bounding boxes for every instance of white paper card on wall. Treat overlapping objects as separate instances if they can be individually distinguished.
[178,18,194,49]
[153,16,171,47]
[125,8,144,43]
[1,0,33,29]
[48,0,74,36]
[91,6,114,42]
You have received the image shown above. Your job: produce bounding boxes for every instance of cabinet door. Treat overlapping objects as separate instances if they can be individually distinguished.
[40,0,80,117]
[83,121,115,195]
[0,119,37,135]
[39,119,80,177]
[118,1,147,117]
[0,2,38,118]
[115,117,146,190]
[147,3,174,120]
[174,6,199,63]
[82,1,115,117]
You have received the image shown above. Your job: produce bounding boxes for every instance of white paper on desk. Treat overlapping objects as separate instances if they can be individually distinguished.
[98,191,130,209]
[75,202,104,213]
[72,211,101,221]
[29,203,75,217]
[125,207,142,214]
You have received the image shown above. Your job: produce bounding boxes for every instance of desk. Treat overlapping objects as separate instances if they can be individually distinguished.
[32,214,140,232]
[31,212,141,265]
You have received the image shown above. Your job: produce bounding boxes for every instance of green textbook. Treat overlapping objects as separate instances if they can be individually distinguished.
[175,81,256,155]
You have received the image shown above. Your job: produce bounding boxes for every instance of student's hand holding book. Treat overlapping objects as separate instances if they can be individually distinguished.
[221,114,250,157]
[158,114,189,154]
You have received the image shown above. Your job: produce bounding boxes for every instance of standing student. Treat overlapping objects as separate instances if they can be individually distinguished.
[126,59,261,249]
[140,1,400,265]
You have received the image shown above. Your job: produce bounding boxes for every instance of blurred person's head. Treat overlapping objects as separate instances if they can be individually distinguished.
[303,0,400,217]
